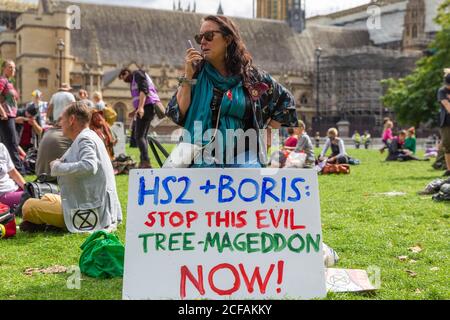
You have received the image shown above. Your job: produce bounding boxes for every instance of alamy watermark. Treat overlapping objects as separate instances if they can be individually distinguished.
[168,122,283,174]
[367,5,382,30]
[67,5,81,30]
[66,265,81,289]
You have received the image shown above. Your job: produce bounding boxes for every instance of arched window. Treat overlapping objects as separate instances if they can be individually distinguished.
[300,94,308,105]
[412,25,418,38]
[37,68,49,88]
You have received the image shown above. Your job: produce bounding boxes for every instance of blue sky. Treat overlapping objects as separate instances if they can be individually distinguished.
[24,0,372,18]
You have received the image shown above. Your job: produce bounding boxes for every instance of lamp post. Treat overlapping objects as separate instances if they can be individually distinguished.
[57,39,65,88]
[315,47,322,134]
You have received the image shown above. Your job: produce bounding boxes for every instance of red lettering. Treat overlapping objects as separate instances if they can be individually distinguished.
[157,211,170,227]
[208,263,241,296]
[180,265,205,299]
[185,211,198,229]
[283,209,289,228]
[144,211,156,228]
[238,263,275,294]
[289,208,305,230]
[169,211,184,227]
[255,209,269,229]
[205,211,215,227]
[236,211,247,228]
[269,209,284,228]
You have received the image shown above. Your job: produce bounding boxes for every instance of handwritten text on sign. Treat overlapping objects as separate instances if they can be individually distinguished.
[123,169,326,300]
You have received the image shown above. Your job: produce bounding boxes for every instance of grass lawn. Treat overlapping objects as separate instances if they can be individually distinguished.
[0,146,448,300]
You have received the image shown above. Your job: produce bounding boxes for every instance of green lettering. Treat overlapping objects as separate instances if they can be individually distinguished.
[306,233,321,253]
[183,232,196,251]
[138,233,154,253]
[233,233,247,252]
[155,233,167,251]
[274,233,287,252]
[246,233,259,253]
[261,232,274,253]
[169,233,182,251]
[204,232,223,253]
[221,233,234,252]
[288,234,305,253]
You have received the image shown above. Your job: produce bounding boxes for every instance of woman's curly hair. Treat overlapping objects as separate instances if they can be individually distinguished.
[203,15,255,87]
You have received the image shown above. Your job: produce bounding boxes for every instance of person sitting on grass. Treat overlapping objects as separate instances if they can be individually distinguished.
[293,120,315,168]
[319,128,349,164]
[20,102,122,233]
[0,142,26,210]
[404,127,417,155]
[362,130,371,149]
[386,130,425,162]
[283,128,298,150]
[352,130,361,149]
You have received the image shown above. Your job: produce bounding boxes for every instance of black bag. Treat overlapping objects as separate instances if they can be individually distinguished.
[14,175,60,217]
[24,147,38,175]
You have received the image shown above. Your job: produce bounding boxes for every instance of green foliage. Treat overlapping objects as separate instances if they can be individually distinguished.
[0,147,449,300]
[381,0,450,127]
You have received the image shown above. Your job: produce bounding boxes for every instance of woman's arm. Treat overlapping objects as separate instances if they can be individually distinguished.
[176,83,193,119]
[337,138,347,158]
[320,139,330,158]
[8,168,25,190]
[28,117,43,136]
[263,73,298,128]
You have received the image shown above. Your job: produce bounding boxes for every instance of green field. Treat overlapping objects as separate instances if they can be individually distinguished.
[0,146,448,300]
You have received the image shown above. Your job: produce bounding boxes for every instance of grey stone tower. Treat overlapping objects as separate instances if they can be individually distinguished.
[288,0,306,33]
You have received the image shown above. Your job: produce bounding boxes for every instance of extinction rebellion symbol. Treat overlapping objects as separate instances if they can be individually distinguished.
[72,209,98,231]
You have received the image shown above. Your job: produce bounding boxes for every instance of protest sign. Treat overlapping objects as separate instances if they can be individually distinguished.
[123,169,326,300]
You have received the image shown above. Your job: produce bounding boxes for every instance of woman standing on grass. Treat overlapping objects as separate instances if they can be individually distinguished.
[0,60,24,174]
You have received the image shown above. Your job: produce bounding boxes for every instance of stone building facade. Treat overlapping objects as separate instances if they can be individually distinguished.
[0,0,444,137]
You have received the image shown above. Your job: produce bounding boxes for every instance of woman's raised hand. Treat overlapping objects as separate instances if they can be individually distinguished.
[185,48,203,80]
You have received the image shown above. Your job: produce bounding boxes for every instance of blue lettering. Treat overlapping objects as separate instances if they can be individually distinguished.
[138,176,159,206]
[176,176,194,204]
[218,175,236,203]
[238,178,259,202]
[160,176,177,205]
[261,177,279,204]
[288,177,305,202]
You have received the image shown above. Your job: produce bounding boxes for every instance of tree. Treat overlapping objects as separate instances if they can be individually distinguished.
[381,0,450,128]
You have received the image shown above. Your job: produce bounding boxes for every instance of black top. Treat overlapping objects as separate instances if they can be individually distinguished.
[437,86,450,127]
[133,70,150,95]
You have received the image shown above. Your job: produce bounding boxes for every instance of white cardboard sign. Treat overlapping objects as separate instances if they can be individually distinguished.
[123,168,326,300]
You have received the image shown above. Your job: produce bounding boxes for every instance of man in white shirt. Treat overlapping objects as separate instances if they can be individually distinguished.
[47,83,76,124]
[21,102,122,233]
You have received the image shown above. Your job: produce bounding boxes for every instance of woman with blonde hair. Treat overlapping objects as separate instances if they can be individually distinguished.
[380,120,394,153]
[92,91,106,111]
[319,128,349,164]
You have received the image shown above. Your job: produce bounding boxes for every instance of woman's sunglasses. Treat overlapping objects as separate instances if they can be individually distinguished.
[194,31,222,44]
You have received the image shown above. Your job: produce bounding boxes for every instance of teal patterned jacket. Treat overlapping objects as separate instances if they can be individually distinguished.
[165,65,298,164]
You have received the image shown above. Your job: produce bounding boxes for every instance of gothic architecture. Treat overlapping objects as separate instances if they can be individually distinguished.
[0,0,444,136]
